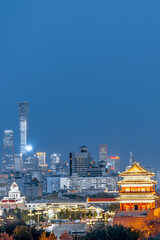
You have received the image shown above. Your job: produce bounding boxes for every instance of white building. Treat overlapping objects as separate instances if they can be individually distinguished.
[50,154,61,174]
[0,181,25,209]
[3,181,25,204]
[47,177,60,193]
[60,176,118,193]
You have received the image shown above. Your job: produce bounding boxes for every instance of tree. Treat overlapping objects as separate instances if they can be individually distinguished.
[106,225,142,240]
[39,232,48,240]
[145,219,160,236]
[31,227,44,240]
[83,223,142,240]
[84,222,106,240]
[0,232,13,240]
[13,225,33,240]
[108,203,120,212]
[48,232,57,240]
[59,231,70,240]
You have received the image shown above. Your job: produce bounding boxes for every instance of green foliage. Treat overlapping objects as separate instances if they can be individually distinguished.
[13,225,33,240]
[106,225,142,240]
[108,203,120,212]
[31,227,44,240]
[81,223,142,240]
[83,222,106,240]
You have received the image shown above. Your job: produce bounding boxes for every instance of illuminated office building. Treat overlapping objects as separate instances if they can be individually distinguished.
[50,154,61,174]
[18,102,29,155]
[106,155,120,173]
[36,152,47,173]
[2,130,14,172]
[99,144,108,161]
[14,153,23,172]
[69,146,94,177]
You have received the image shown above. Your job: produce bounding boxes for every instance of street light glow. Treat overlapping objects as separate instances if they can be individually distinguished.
[26,145,33,152]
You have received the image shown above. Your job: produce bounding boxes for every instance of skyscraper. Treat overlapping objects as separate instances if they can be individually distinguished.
[2,130,14,172]
[14,153,23,172]
[129,152,135,166]
[36,152,47,173]
[18,102,29,155]
[99,144,108,162]
[106,156,120,173]
[69,146,93,177]
[50,154,61,174]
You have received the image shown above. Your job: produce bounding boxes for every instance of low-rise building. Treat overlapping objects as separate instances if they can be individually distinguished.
[47,176,60,193]
[0,181,25,209]
[60,176,118,194]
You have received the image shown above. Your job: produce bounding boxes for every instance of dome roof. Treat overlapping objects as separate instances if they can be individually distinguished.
[10,181,19,192]
[12,183,18,188]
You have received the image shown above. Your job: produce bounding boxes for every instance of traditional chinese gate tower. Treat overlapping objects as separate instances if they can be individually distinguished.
[117,162,157,211]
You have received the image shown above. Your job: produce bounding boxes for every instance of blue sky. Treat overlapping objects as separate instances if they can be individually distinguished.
[0,0,160,170]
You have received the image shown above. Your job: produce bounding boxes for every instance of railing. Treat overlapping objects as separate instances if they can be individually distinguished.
[119,190,155,193]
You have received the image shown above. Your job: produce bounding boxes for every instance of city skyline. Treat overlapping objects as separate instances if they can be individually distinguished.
[0,100,158,171]
[1,1,160,170]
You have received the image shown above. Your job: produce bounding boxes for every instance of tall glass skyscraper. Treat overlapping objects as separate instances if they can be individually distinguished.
[18,102,29,155]
[2,130,14,172]
[99,144,108,162]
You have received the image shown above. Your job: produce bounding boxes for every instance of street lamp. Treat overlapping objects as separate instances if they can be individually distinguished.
[28,210,34,226]
[35,211,41,228]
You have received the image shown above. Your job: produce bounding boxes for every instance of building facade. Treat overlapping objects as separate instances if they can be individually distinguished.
[99,144,108,161]
[106,156,120,173]
[18,101,29,155]
[47,176,60,193]
[50,154,61,174]
[2,130,14,172]
[60,176,118,193]
[14,153,23,172]
[69,146,93,177]
[36,152,47,173]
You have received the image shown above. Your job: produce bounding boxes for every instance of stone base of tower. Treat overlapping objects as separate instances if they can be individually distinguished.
[113,208,160,234]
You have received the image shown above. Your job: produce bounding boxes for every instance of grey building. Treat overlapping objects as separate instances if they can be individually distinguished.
[99,144,108,161]
[2,130,14,172]
[47,176,60,193]
[18,101,29,155]
[14,153,23,172]
[156,170,160,190]
[69,146,93,177]
[61,176,118,194]
[50,154,61,174]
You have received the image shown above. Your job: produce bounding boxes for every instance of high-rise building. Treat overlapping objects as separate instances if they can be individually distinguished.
[23,152,37,171]
[156,170,160,190]
[2,130,14,172]
[36,152,47,173]
[69,146,93,177]
[99,144,108,162]
[18,102,29,155]
[129,152,135,166]
[14,153,23,172]
[50,154,61,174]
[106,156,120,173]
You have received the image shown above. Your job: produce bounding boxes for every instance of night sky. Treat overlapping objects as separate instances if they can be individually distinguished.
[0,1,160,170]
